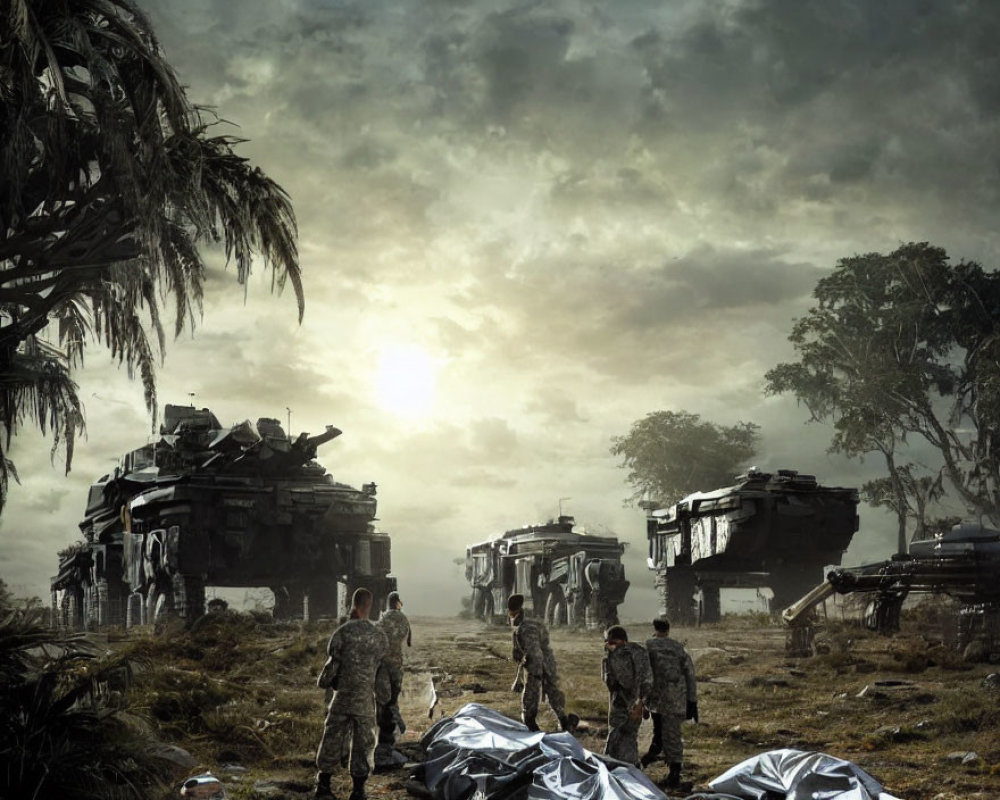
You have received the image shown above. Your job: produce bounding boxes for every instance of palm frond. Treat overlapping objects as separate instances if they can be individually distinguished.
[1,0,301,506]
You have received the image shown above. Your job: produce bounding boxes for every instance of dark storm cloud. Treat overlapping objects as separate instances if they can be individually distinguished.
[449,243,820,383]
[149,0,1000,275]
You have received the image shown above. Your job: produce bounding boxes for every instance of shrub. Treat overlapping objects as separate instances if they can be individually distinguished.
[0,607,181,800]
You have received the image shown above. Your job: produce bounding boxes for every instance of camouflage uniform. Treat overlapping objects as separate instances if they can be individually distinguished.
[644,635,697,764]
[602,642,652,764]
[316,618,388,778]
[376,608,410,742]
[512,614,567,729]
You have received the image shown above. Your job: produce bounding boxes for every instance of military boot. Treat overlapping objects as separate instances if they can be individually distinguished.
[347,775,367,800]
[559,713,579,733]
[640,740,662,767]
[664,763,681,789]
[314,772,335,799]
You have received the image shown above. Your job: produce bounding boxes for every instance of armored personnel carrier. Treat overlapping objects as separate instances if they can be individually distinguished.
[646,468,859,624]
[51,404,395,630]
[465,515,629,628]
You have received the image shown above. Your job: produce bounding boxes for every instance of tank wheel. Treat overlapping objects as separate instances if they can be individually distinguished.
[698,585,722,624]
[126,592,145,628]
[94,578,119,628]
[62,591,82,631]
[306,583,338,621]
[472,587,486,620]
[272,585,305,621]
[664,567,697,626]
[147,580,174,624]
[545,587,568,627]
[173,574,206,627]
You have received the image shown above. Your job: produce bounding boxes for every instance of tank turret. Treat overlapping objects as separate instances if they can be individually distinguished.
[646,468,859,624]
[51,404,395,629]
[465,515,629,629]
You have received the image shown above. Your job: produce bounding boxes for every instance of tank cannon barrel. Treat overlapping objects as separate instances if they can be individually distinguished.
[826,553,1000,600]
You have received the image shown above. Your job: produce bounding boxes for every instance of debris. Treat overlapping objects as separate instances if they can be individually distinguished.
[981,672,1000,690]
[748,676,790,687]
[179,773,226,799]
[427,674,439,719]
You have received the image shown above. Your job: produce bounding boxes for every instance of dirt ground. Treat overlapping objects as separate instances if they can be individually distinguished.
[157,613,1000,800]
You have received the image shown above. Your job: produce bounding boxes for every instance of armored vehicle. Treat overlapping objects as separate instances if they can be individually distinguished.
[51,404,395,630]
[647,468,859,624]
[465,515,629,628]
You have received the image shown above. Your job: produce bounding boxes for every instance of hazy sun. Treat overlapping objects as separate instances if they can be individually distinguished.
[375,344,437,419]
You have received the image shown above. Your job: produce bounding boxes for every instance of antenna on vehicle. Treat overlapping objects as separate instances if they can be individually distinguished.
[286,407,292,438]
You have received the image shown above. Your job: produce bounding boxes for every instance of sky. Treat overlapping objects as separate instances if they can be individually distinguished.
[3,0,1000,618]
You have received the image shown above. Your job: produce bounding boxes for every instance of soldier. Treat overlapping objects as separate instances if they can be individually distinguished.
[375,591,411,753]
[641,617,698,790]
[602,625,652,765]
[507,593,576,732]
[315,588,388,800]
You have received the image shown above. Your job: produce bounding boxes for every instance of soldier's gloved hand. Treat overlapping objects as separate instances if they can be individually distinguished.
[511,679,524,693]
[686,701,699,722]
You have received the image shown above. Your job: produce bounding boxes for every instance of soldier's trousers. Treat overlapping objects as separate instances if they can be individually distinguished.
[605,701,640,765]
[645,712,684,763]
[377,662,404,744]
[522,671,566,725]
[316,709,376,778]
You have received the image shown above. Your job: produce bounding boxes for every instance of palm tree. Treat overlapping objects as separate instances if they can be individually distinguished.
[0,0,302,510]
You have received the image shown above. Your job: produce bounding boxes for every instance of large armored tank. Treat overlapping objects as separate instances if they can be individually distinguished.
[51,404,395,630]
[647,468,859,624]
[465,515,629,628]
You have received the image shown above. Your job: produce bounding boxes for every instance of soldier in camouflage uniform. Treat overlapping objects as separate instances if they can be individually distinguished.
[507,593,576,732]
[315,588,388,800]
[375,591,411,752]
[602,625,652,765]
[641,617,697,790]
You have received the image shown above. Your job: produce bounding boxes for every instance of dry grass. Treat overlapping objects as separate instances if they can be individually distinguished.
[113,610,1000,799]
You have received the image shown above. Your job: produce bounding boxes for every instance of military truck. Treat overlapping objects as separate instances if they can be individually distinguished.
[465,516,629,628]
[646,468,859,624]
[51,404,395,630]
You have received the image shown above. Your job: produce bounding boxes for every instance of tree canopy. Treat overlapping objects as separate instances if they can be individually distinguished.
[765,242,1000,543]
[610,410,760,507]
[0,0,302,510]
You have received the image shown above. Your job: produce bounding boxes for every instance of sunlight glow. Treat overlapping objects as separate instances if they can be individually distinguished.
[375,344,437,419]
